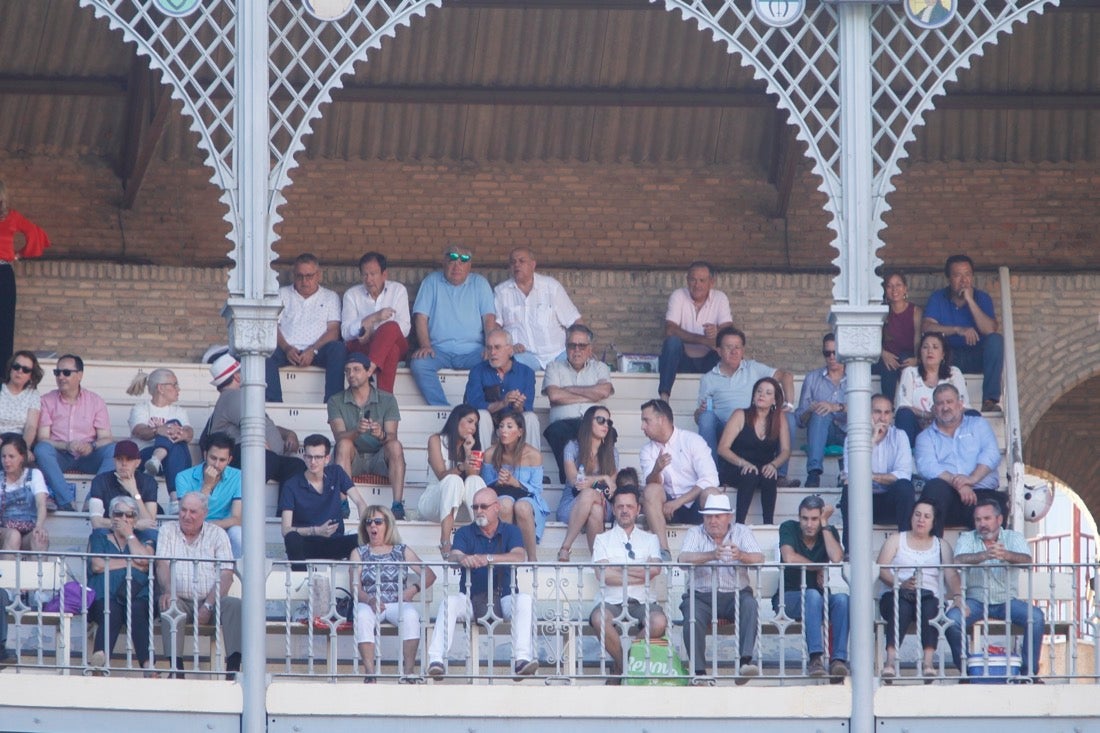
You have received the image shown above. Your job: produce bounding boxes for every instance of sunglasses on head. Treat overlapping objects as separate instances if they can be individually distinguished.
[53,368,80,377]
[111,511,136,519]
[594,415,613,427]
[471,502,496,511]
[447,252,472,263]
[11,364,33,374]
[366,517,386,526]
[624,541,636,560]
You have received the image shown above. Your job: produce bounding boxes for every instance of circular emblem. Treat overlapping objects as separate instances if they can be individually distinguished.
[153,0,201,18]
[304,0,356,21]
[906,0,957,30]
[752,0,806,29]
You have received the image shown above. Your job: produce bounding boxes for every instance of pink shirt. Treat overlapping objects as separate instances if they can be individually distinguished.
[665,287,733,358]
[39,388,110,444]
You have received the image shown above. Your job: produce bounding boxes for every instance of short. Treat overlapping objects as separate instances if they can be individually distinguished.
[668,502,703,525]
[350,450,389,477]
[591,599,658,632]
[1,519,35,535]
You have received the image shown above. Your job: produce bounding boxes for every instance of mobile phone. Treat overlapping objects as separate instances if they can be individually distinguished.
[363,409,371,420]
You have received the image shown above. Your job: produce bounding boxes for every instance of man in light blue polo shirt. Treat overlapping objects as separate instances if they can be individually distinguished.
[409,244,497,405]
[175,432,243,557]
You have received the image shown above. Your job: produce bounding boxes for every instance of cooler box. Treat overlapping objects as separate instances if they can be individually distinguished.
[618,354,659,373]
[966,654,1022,683]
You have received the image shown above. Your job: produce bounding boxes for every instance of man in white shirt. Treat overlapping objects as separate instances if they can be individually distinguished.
[639,399,721,560]
[494,247,582,372]
[589,483,665,682]
[340,251,411,394]
[658,261,734,401]
[266,253,346,403]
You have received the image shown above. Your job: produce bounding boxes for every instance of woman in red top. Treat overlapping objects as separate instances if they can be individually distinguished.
[0,180,51,367]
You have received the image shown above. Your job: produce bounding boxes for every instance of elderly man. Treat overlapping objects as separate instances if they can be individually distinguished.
[590,484,665,682]
[128,367,193,514]
[946,497,1045,681]
[838,393,915,548]
[410,244,497,406]
[915,383,1003,538]
[265,252,346,403]
[463,328,541,451]
[33,354,115,511]
[327,352,407,519]
[207,353,305,485]
[494,247,583,371]
[776,495,850,680]
[340,251,411,393]
[426,486,538,680]
[658,261,734,401]
[542,324,614,483]
[156,492,241,679]
[175,432,242,558]
[922,254,1004,412]
[88,440,159,545]
[279,433,361,566]
[639,399,720,560]
[797,333,848,489]
[677,494,763,682]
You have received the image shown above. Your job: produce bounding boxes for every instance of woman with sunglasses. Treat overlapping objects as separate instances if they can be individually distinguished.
[0,180,51,368]
[895,331,975,448]
[0,433,49,552]
[86,495,156,675]
[418,404,487,557]
[717,376,791,525]
[0,350,43,449]
[480,409,547,562]
[555,405,618,562]
[349,505,435,683]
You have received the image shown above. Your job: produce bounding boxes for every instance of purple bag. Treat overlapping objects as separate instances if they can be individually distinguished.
[41,581,96,614]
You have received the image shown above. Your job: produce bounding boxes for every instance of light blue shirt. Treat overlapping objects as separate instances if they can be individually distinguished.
[175,464,242,522]
[796,367,848,431]
[954,527,1030,604]
[914,414,1001,489]
[696,359,776,422]
[412,271,495,356]
[843,425,912,493]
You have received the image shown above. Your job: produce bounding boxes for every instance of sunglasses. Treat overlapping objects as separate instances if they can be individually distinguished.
[111,511,136,519]
[53,368,80,377]
[594,416,613,427]
[365,517,386,526]
[447,252,472,263]
[470,502,496,511]
[624,542,636,560]
[822,350,836,358]
[566,342,590,350]
[11,364,34,374]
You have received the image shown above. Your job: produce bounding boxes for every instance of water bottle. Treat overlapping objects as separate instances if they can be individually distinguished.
[575,464,586,490]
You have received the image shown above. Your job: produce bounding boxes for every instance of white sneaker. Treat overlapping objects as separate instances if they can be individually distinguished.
[144,457,162,477]
[167,499,180,515]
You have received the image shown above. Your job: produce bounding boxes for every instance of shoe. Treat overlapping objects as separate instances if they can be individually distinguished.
[659,549,672,562]
[829,659,850,682]
[880,665,896,680]
[167,499,179,516]
[362,675,376,684]
[805,470,822,489]
[981,399,1002,413]
[735,662,759,685]
[776,476,801,488]
[427,662,445,679]
[513,658,538,679]
[0,647,12,666]
[391,501,406,520]
[807,656,827,677]
[144,457,162,477]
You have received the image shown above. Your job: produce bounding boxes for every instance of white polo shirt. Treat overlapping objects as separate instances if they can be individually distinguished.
[278,284,341,350]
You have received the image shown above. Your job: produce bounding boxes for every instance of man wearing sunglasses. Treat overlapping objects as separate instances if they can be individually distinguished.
[33,354,115,512]
[542,323,614,482]
[410,245,497,406]
[796,334,848,489]
[278,433,360,567]
[493,247,582,372]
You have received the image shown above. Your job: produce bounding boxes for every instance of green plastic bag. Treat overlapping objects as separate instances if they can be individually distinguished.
[624,637,689,686]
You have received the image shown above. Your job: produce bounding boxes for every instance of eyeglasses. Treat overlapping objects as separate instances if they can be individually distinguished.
[447,252,472,263]
[293,271,320,280]
[822,350,836,358]
[11,364,33,374]
[566,342,590,350]
[624,542,636,560]
[53,368,80,377]
[111,511,136,519]
[470,502,497,511]
[594,416,613,427]
[303,453,328,462]
[365,517,386,526]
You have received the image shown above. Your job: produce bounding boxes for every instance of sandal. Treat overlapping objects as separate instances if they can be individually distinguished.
[557,547,571,562]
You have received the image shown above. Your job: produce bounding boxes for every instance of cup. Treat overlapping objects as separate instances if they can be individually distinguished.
[468,450,484,472]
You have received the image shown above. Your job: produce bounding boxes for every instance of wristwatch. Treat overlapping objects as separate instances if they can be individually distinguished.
[202,600,215,611]
[486,554,494,564]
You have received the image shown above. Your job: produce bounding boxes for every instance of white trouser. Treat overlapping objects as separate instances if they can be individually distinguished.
[353,600,421,644]
[427,592,535,665]
[417,475,486,523]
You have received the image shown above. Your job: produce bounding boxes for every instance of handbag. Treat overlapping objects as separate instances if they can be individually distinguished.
[491,483,530,501]
[42,581,96,614]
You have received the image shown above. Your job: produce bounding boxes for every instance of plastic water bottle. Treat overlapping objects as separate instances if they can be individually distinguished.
[576,465,586,490]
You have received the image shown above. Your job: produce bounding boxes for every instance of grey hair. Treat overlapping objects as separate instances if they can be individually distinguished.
[179,491,209,513]
[485,328,512,345]
[108,495,140,515]
[147,368,176,395]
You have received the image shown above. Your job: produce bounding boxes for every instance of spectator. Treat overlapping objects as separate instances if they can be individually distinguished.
[175,432,242,558]
[872,271,922,404]
[922,254,1004,412]
[915,383,1003,537]
[895,331,975,448]
[350,505,435,682]
[716,376,791,525]
[327,352,406,518]
[88,440,159,546]
[265,252,346,403]
[127,368,193,514]
[417,404,486,556]
[677,494,762,682]
[341,251,411,394]
[542,323,614,483]
[797,334,847,489]
[156,492,241,679]
[658,261,733,401]
[463,328,541,452]
[0,350,43,448]
[410,245,496,406]
[0,433,49,552]
[279,433,360,567]
[554,406,619,562]
[0,180,51,368]
[494,247,582,371]
[206,354,305,485]
[480,410,547,563]
[33,354,115,512]
[639,399,720,560]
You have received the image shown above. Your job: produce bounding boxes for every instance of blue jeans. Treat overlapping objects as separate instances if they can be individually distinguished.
[409,347,484,406]
[32,442,116,509]
[871,351,912,404]
[657,336,718,397]
[776,589,849,661]
[951,332,1004,403]
[139,435,192,499]
[947,598,1044,675]
[804,414,845,473]
[265,340,348,403]
[700,409,796,477]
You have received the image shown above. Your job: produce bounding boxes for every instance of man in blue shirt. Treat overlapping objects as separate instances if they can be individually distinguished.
[410,244,497,406]
[278,433,359,568]
[922,254,1004,412]
[175,432,243,557]
[797,334,847,488]
[915,383,1003,537]
[425,487,537,680]
[463,328,541,451]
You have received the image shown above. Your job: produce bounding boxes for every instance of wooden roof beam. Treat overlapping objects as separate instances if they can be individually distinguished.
[121,86,172,210]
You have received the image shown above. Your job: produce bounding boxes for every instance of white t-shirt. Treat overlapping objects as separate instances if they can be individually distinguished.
[0,383,40,435]
[127,399,193,450]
